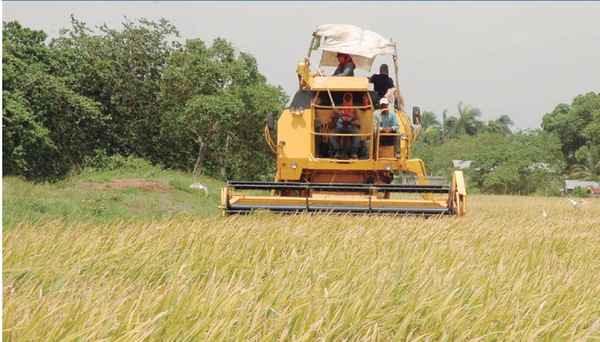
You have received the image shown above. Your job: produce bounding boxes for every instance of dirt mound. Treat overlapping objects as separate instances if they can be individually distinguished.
[76,178,169,193]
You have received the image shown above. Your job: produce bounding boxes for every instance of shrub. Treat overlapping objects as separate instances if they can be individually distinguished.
[81,150,163,175]
[572,186,589,198]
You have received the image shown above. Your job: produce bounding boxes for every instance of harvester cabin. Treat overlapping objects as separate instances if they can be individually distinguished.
[292,88,377,160]
[289,85,395,160]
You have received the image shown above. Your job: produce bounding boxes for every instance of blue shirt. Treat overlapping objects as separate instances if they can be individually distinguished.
[373,109,399,133]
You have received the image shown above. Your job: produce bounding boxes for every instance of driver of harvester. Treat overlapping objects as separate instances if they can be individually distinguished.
[329,92,361,159]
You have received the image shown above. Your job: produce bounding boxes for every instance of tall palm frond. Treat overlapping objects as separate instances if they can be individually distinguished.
[487,114,514,136]
[568,147,600,180]
[456,102,483,136]
[420,111,441,130]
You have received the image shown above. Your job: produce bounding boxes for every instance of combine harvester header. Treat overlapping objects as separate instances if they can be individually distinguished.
[220,24,467,216]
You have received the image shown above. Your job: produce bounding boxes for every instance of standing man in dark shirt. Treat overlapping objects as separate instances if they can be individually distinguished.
[369,64,394,99]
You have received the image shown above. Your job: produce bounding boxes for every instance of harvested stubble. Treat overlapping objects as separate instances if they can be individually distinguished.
[3,195,600,341]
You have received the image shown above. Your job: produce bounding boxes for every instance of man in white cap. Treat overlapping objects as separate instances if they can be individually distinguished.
[373,98,400,158]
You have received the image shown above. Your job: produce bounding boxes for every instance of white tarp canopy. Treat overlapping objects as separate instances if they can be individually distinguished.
[312,24,397,72]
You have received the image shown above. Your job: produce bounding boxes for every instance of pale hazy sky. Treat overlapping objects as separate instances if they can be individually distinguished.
[3,1,600,130]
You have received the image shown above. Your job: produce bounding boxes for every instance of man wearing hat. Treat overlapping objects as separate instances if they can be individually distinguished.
[333,53,355,76]
[369,64,395,99]
[373,97,400,158]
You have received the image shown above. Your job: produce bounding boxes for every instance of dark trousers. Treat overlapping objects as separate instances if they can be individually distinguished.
[331,123,360,155]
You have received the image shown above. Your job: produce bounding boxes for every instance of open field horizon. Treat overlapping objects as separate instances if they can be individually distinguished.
[3,193,600,341]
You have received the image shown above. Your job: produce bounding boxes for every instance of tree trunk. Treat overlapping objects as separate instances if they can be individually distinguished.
[193,135,205,181]
[193,117,218,181]
[220,135,229,178]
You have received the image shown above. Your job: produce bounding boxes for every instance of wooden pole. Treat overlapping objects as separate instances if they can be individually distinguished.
[390,39,405,113]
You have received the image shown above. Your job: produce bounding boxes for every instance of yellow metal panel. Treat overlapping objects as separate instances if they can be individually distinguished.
[307,172,368,184]
[357,109,373,141]
[279,158,307,180]
[454,170,467,195]
[310,76,369,91]
[275,157,432,176]
[379,146,394,158]
[277,109,311,159]
[230,195,450,208]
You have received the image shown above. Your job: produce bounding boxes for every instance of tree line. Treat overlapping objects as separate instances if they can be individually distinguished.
[3,18,288,182]
[3,18,598,195]
[413,94,600,195]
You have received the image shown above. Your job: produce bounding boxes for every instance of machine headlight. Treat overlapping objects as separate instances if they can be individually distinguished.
[385,163,392,171]
[299,107,304,114]
[400,133,408,140]
[291,162,298,170]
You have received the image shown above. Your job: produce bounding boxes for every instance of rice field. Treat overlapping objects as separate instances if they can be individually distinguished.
[3,195,600,341]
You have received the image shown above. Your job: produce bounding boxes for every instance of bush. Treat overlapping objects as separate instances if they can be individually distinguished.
[81,150,163,175]
[572,186,589,198]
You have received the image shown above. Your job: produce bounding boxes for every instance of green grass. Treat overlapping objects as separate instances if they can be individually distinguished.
[2,168,224,230]
[3,171,600,341]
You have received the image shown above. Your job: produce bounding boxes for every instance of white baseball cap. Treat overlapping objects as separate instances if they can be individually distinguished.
[380,98,389,105]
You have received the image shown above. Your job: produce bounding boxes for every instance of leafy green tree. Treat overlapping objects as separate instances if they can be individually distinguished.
[542,92,600,163]
[159,38,287,180]
[414,134,485,178]
[4,18,288,183]
[49,16,180,163]
[467,131,563,195]
[3,21,101,180]
[481,164,528,195]
[575,93,600,148]
[415,130,564,195]
[418,111,442,145]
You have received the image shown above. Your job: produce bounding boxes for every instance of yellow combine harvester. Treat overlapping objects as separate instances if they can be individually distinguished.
[220,24,467,216]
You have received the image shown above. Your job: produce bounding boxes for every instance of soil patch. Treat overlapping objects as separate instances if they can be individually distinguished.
[76,178,169,193]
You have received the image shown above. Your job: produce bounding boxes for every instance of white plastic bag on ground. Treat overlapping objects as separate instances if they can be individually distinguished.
[190,182,208,196]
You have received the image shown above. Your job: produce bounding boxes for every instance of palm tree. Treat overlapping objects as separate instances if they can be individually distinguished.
[456,102,484,136]
[568,146,600,180]
[443,102,484,139]
[419,111,443,145]
[441,109,453,141]
[486,115,514,136]
[420,111,441,130]
[419,112,442,145]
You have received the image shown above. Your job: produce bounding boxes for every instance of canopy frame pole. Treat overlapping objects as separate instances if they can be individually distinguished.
[390,39,405,113]
[307,34,316,61]
[300,35,317,90]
